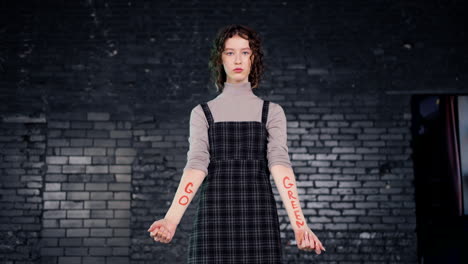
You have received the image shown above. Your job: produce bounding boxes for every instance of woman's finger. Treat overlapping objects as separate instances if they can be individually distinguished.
[313,237,321,254]
[159,226,166,236]
[164,233,171,243]
[149,222,159,232]
[302,232,307,249]
[318,241,326,251]
[305,232,312,251]
[154,229,160,239]
[153,227,160,238]
[296,231,303,249]
[310,233,316,250]
[162,230,169,242]
[308,233,316,252]
[157,229,164,240]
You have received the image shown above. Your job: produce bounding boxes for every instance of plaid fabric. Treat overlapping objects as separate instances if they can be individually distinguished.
[187,100,283,264]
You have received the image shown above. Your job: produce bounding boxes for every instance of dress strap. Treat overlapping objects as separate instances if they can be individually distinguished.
[200,103,214,126]
[261,100,270,125]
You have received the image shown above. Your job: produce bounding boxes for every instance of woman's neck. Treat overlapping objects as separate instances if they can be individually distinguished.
[221,81,254,96]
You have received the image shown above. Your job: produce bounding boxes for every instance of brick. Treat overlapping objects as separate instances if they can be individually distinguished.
[106,238,130,246]
[64,247,88,256]
[83,238,106,246]
[43,220,59,228]
[109,183,131,191]
[91,210,113,218]
[86,165,108,174]
[62,183,84,191]
[85,183,108,191]
[115,174,131,182]
[112,247,129,255]
[46,156,68,164]
[48,139,69,147]
[84,201,106,209]
[48,121,70,129]
[84,219,106,228]
[45,183,61,191]
[44,201,60,209]
[58,257,81,264]
[41,247,64,256]
[88,112,110,121]
[115,156,135,164]
[113,192,130,200]
[115,148,137,156]
[60,201,83,209]
[60,220,82,228]
[91,192,113,200]
[61,148,83,155]
[92,174,117,184]
[114,210,130,218]
[44,192,66,200]
[67,192,90,200]
[84,147,107,156]
[94,122,115,130]
[41,229,66,237]
[88,130,111,138]
[67,228,90,237]
[109,165,131,174]
[63,165,86,174]
[70,139,93,147]
[69,156,91,164]
[46,165,62,173]
[108,219,129,227]
[59,238,81,247]
[92,156,113,164]
[114,228,130,237]
[71,121,93,129]
[108,201,130,209]
[90,228,113,237]
[94,139,116,147]
[82,257,106,264]
[67,210,90,219]
[110,130,132,138]
[41,238,59,247]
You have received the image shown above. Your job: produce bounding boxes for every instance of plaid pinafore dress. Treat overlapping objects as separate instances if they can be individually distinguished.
[187,100,283,264]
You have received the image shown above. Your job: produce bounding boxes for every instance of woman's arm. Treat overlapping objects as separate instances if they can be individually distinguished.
[164,168,207,225]
[165,104,209,225]
[270,164,326,254]
[270,164,307,231]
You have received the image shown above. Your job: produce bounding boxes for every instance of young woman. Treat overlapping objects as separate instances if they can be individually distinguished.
[147,24,325,263]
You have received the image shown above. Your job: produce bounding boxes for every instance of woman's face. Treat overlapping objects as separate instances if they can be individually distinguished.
[221,35,254,84]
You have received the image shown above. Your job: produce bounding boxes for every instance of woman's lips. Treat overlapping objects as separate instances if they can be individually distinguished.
[234,69,243,72]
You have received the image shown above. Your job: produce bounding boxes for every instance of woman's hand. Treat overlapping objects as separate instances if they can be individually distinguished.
[147,218,178,244]
[294,225,326,254]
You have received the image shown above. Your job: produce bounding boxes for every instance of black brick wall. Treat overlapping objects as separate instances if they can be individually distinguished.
[1,0,466,263]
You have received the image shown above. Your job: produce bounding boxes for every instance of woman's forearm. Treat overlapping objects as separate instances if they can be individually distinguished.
[270,165,307,231]
[164,168,207,225]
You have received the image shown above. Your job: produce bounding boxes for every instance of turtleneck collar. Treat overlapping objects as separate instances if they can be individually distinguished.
[220,81,255,97]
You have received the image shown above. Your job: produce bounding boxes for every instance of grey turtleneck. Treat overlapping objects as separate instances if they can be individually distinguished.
[183,81,292,175]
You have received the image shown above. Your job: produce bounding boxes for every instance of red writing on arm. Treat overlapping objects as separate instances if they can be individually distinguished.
[282,176,305,229]
[178,181,194,206]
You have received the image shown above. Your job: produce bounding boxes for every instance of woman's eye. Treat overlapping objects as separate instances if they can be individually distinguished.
[225,52,249,55]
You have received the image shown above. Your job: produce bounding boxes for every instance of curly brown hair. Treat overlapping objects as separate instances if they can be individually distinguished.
[208,24,265,93]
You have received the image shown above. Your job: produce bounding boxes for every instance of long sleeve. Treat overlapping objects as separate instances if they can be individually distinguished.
[266,102,292,170]
[183,104,210,175]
